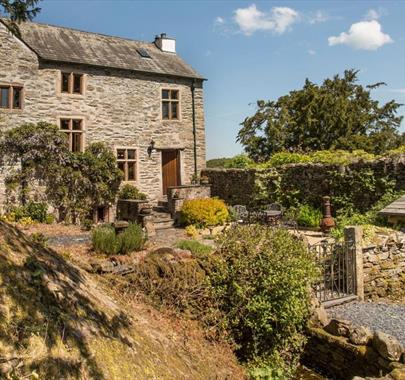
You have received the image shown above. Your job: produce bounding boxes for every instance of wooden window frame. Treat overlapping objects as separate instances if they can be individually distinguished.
[59,118,84,152]
[161,89,180,120]
[61,72,84,95]
[116,148,138,182]
[0,85,23,110]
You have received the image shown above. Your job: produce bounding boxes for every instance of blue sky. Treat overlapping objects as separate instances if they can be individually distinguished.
[35,0,405,159]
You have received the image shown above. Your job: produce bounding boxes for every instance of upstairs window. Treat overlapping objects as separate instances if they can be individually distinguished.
[117,148,137,181]
[162,89,179,120]
[61,72,84,94]
[60,118,84,152]
[0,85,22,109]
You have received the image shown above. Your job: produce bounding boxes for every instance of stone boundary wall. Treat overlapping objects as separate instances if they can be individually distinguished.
[363,240,405,300]
[304,319,405,380]
[201,155,405,209]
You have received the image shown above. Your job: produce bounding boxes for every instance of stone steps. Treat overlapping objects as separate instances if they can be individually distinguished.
[150,207,175,230]
[157,199,169,212]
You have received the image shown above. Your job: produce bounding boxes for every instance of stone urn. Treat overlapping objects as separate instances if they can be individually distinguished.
[320,196,335,233]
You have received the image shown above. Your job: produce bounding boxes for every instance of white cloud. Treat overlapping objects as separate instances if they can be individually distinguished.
[328,20,393,50]
[309,10,329,24]
[215,16,225,25]
[234,4,299,35]
[365,9,380,20]
[308,49,316,55]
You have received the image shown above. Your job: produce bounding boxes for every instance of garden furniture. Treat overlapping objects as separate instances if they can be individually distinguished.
[232,205,249,224]
[263,203,283,225]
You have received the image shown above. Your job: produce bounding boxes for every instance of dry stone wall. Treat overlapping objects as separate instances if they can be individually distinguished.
[363,240,405,300]
[0,23,206,205]
[202,155,405,210]
[304,319,405,380]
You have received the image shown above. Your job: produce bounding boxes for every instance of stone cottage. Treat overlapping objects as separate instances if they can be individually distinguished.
[0,19,206,218]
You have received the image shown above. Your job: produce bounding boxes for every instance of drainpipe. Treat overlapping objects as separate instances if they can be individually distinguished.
[191,79,198,178]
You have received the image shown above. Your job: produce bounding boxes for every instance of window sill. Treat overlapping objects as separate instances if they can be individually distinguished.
[59,92,85,99]
[161,119,181,123]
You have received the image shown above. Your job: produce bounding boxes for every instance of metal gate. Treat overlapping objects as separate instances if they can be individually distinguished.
[310,240,357,304]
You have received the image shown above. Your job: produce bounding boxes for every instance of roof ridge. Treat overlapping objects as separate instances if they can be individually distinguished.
[17,18,157,46]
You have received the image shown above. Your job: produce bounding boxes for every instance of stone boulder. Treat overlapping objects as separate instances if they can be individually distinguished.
[325,318,352,337]
[390,368,405,380]
[349,325,373,345]
[373,331,404,362]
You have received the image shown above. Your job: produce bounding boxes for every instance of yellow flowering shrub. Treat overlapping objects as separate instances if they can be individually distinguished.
[181,198,229,227]
[185,225,199,239]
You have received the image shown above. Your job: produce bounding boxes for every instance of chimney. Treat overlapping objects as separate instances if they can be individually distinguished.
[154,33,176,54]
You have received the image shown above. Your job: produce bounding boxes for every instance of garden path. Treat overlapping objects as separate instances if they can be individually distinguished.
[328,301,405,346]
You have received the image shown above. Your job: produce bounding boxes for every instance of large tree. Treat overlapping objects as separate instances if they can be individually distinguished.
[0,123,122,223]
[1,0,41,35]
[237,69,404,162]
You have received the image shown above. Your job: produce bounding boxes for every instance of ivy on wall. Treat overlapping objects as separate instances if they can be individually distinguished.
[203,156,404,215]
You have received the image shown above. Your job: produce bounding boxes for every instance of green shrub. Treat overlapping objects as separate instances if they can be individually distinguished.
[224,154,254,168]
[118,223,144,254]
[6,202,49,223]
[258,149,376,169]
[45,214,55,224]
[26,201,48,223]
[91,223,144,255]
[331,190,404,240]
[211,225,317,367]
[295,205,322,228]
[175,240,212,255]
[181,198,229,227]
[81,218,93,231]
[118,184,147,200]
[92,225,120,255]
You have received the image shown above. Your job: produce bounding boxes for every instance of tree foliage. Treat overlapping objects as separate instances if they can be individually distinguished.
[46,142,123,223]
[0,122,69,205]
[238,69,404,162]
[211,225,317,374]
[206,154,253,169]
[0,123,122,223]
[1,0,41,35]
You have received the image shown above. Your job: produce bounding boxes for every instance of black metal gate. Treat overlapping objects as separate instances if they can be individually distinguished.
[310,240,357,304]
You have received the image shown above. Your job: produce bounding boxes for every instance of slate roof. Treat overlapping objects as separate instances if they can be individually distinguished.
[379,195,405,217]
[1,20,204,80]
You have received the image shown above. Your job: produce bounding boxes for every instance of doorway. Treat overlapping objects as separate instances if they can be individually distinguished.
[161,150,180,195]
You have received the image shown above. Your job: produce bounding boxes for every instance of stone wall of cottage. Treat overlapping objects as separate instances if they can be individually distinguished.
[0,23,205,205]
[362,240,405,300]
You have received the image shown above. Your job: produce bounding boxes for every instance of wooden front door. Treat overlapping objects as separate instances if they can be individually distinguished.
[162,150,180,195]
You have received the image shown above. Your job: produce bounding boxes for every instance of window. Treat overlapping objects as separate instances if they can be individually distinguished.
[0,85,22,110]
[137,48,151,58]
[60,118,84,152]
[61,72,84,94]
[162,89,179,120]
[117,148,137,181]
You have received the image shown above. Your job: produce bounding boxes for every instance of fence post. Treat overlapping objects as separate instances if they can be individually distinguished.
[344,226,364,301]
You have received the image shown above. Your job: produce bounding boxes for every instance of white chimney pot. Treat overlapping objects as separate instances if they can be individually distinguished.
[155,33,176,54]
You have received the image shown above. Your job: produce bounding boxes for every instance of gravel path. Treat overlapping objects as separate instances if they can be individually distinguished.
[328,301,405,346]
